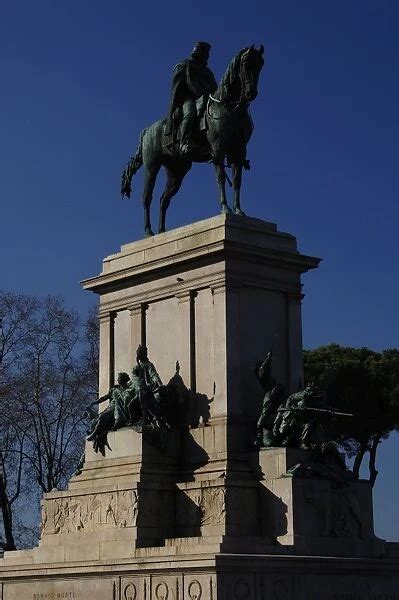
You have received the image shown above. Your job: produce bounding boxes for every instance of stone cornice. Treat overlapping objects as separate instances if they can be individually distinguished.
[82,215,321,296]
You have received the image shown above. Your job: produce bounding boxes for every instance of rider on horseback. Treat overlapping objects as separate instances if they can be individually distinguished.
[121,44,264,235]
[167,41,218,156]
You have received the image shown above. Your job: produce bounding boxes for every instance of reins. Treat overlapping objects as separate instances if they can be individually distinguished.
[207,94,244,119]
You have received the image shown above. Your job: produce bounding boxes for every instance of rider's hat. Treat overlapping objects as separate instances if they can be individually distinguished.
[192,41,212,55]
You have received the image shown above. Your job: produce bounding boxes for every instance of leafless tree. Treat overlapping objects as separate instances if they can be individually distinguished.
[0,292,99,550]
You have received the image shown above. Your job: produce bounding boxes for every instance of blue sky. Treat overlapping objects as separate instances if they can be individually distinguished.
[1,1,398,540]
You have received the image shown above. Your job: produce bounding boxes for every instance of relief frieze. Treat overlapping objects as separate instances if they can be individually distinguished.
[41,490,138,535]
[200,488,226,526]
[176,487,226,528]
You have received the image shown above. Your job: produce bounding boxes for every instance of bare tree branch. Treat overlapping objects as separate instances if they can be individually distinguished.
[0,292,99,548]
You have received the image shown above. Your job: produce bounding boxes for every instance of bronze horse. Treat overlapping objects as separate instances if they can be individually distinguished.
[121,45,264,236]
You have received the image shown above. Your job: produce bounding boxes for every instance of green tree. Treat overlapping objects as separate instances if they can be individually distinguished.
[304,344,399,487]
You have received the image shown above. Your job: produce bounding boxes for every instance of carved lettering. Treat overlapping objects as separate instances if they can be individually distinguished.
[32,594,77,599]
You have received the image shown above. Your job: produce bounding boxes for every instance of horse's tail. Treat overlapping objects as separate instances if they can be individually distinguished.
[121,128,146,198]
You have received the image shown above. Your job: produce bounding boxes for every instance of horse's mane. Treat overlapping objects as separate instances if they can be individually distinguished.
[218,48,248,101]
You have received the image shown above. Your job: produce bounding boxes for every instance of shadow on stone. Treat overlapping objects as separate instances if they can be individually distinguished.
[134,368,211,547]
[187,391,213,428]
[259,484,288,542]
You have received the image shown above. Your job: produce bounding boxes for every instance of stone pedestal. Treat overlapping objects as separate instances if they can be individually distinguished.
[86,214,318,409]
[258,447,385,558]
[1,215,399,599]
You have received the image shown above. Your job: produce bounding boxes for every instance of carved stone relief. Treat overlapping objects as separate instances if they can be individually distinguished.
[188,580,202,600]
[176,487,226,529]
[41,490,138,535]
[273,578,291,600]
[233,579,251,599]
[185,575,215,600]
[121,578,150,600]
[122,581,137,600]
[154,581,169,600]
[200,488,226,526]
[221,575,256,600]
[320,489,364,539]
[151,577,183,600]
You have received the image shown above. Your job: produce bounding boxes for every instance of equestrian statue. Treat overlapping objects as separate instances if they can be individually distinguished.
[121,41,265,236]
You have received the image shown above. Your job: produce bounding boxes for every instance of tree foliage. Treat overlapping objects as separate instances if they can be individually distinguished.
[304,344,399,487]
[0,292,98,550]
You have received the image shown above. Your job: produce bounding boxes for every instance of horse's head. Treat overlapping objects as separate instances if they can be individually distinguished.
[239,44,265,102]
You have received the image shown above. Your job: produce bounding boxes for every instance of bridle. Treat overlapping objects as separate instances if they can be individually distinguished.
[207,94,244,119]
[206,50,256,119]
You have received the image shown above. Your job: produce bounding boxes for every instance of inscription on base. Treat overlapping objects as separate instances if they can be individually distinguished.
[4,579,115,600]
[32,594,77,599]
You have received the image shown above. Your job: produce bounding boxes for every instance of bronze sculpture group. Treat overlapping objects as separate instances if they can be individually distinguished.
[121,41,265,236]
[85,345,179,455]
[254,350,352,452]
[253,351,354,482]
[86,341,351,473]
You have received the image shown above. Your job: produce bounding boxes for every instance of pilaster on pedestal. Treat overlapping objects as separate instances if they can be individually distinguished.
[175,290,196,391]
[129,303,147,350]
[98,311,115,395]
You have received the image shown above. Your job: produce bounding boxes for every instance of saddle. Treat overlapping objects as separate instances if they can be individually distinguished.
[163,98,208,152]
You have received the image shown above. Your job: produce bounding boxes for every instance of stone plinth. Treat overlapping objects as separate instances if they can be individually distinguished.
[258,447,385,558]
[1,216,399,599]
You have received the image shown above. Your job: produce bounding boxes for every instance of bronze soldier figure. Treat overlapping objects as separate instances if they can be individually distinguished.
[86,372,132,455]
[253,351,286,448]
[130,344,165,425]
[168,41,218,156]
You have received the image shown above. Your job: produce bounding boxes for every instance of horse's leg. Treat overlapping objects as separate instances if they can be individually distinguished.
[214,161,232,214]
[142,164,160,236]
[158,165,189,233]
[232,163,246,216]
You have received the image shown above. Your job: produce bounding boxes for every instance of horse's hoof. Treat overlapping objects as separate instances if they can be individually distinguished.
[145,228,154,237]
[158,227,165,234]
[221,204,233,214]
[234,208,246,216]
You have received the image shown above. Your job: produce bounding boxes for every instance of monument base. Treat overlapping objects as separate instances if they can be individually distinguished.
[1,216,398,598]
[1,537,399,598]
[257,448,386,558]
[1,439,399,599]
